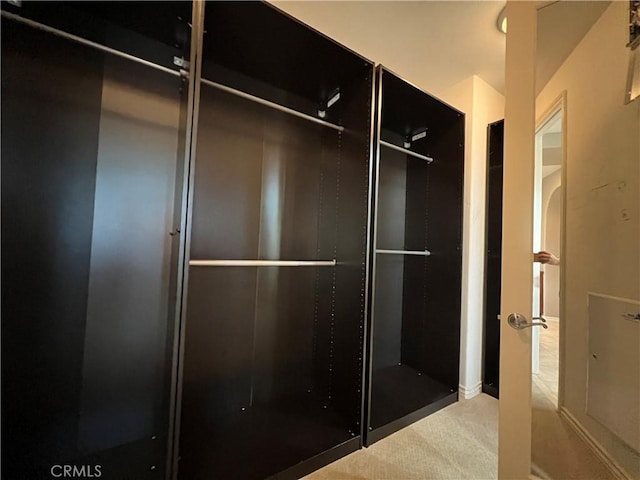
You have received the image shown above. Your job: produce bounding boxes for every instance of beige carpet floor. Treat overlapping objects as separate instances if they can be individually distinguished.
[304,317,615,480]
[304,394,499,480]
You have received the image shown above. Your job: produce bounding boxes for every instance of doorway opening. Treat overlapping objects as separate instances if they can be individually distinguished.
[532,102,564,408]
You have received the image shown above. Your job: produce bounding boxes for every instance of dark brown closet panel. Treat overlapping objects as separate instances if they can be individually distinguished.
[365,67,465,445]
[177,3,374,479]
[1,3,192,478]
[482,119,505,398]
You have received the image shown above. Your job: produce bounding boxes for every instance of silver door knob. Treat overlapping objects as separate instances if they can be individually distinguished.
[507,313,548,330]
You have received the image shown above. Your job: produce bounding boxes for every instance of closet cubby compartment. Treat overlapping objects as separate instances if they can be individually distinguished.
[179,3,374,479]
[1,2,192,478]
[0,1,191,73]
[365,67,465,445]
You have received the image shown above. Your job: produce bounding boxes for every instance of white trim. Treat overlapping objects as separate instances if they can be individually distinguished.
[587,292,640,306]
[535,92,567,408]
[558,407,633,480]
[535,91,567,409]
[557,91,568,410]
[459,382,482,400]
[531,462,551,479]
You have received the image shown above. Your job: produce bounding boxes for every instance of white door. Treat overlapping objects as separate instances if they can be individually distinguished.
[498,2,538,478]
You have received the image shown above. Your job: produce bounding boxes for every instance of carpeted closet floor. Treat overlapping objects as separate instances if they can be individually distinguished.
[305,316,616,480]
[304,394,499,480]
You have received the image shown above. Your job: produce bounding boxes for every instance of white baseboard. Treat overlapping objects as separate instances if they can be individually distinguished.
[530,462,551,480]
[458,382,482,400]
[558,407,632,480]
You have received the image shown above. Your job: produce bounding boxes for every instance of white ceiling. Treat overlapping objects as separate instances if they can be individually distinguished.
[536,1,611,93]
[272,1,610,97]
[272,1,507,95]
[541,111,562,176]
[542,165,561,178]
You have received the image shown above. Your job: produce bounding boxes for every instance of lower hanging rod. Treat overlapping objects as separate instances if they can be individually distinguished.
[190,259,337,267]
[376,249,431,256]
[1,10,181,78]
[380,140,434,163]
[200,78,344,133]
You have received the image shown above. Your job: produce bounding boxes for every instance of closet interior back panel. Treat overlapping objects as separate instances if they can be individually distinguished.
[366,67,464,445]
[1,2,192,478]
[178,3,374,479]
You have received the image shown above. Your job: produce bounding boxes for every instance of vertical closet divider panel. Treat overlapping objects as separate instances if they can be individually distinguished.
[1,2,193,478]
[329,69,376,443]
[178,2,374,479]
[482,120,505,398]
[418,117,465,389]
[365,67,464,445]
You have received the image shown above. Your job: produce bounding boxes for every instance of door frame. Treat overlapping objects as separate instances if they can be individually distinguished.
[534,92,567,409]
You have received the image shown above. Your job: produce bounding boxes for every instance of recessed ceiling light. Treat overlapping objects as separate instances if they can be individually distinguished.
[497,7,507,34]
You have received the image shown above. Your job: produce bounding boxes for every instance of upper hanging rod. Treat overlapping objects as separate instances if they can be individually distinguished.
[190,259,337,267]
[376,249,431,256]
[200,78,345,133]
[1,10,181,78]
[380,140,434,163]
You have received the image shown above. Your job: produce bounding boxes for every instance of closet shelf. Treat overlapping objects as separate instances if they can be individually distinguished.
[201,78,344,132]
[376,249,431,256]
[1,11,181,78]
[380,140,433,163]
[189,259,337,267]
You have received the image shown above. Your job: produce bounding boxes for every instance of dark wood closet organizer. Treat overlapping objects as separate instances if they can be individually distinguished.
[1,3,466,479]
[365,67,465,445]
[1,2,192,478]
[482,119,505,399]
[177,3,374,479]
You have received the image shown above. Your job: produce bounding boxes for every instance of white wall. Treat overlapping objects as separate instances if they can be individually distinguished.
[543,183,561,317]
[536,2,640,476]
[270,1,506,94]
[271,1,505,400]
[541,168,562,318]
[439,76,505,398]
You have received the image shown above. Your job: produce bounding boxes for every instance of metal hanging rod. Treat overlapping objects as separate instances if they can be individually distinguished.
[380,140,434,163]
[1,10,181,78]
[190,259,337,267]
[376,249,431,256]
[200,78,345,132]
